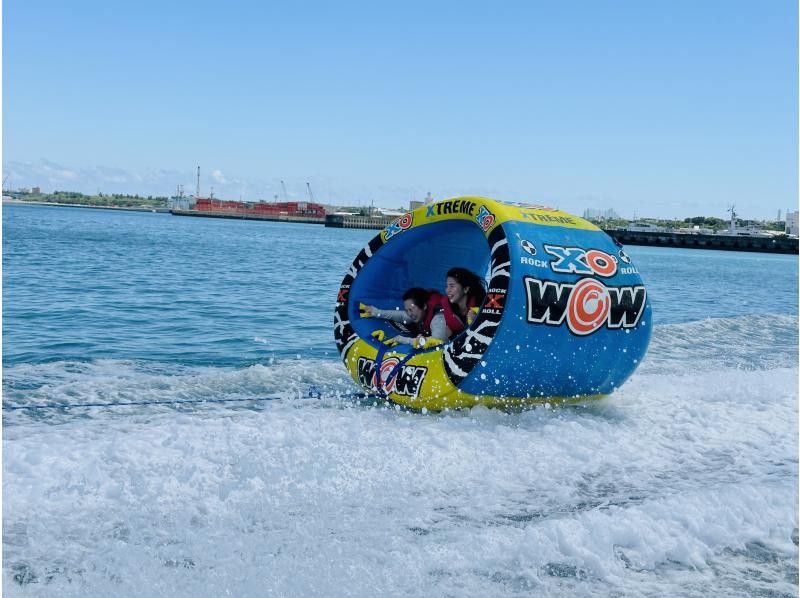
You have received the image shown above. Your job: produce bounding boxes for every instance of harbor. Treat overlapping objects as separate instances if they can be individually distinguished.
[8,169,796,255]
[323,209,799,255]
[7,195,798,254]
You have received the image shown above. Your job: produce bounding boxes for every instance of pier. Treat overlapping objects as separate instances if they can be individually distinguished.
[171,209,324,225]
[603,229,798,254]
[325,213,798,254]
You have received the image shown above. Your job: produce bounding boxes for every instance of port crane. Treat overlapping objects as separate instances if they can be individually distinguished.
[280,180,289,202]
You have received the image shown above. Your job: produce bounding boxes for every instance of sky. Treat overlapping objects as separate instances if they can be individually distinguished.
[3,0,797,220]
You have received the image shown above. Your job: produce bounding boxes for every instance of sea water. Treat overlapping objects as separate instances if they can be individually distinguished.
[3,203,798,597]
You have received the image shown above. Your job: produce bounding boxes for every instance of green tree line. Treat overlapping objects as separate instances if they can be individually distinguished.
[11,189,168,208]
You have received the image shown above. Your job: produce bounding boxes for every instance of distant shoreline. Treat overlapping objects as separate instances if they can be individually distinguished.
[3,199,170,213]
[6,199,796,255]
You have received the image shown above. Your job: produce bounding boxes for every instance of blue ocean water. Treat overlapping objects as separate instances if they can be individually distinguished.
[3,203,798,596]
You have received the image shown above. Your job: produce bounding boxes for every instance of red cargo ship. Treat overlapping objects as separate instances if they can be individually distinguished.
[193,197,326,218]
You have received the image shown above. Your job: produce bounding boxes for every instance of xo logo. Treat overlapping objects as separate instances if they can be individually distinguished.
[567,278,611,335]
[383,213,413,241]
[545,245,618,278]
[476,206,496,232]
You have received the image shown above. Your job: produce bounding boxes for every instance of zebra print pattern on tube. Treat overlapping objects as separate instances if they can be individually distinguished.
[442,224,510,386]
[334,233,386,359]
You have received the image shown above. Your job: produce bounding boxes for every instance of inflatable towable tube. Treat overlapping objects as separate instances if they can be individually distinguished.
[334,197,652,411]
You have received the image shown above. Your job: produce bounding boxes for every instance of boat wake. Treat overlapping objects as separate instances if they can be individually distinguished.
[3,314,797,596]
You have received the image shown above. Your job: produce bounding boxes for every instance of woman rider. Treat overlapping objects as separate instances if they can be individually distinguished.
[442,267,487,338]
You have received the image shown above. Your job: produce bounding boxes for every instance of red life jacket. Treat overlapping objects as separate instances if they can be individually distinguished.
[438,295,479,336]
[421,291,446,334]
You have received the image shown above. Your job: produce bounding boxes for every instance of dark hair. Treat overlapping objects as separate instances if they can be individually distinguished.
[402,287,430,310]
[445,267,486,305]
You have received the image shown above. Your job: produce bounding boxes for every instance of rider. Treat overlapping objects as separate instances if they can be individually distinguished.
[441,267,486,337]
[361,287,448,348]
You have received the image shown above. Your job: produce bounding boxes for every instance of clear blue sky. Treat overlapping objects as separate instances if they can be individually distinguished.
[4,0,797,219]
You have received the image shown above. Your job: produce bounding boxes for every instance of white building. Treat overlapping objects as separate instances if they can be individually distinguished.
[786,211,799,236]
[582,208,619,220]
[625,222,668,233]
[167,195,194,210]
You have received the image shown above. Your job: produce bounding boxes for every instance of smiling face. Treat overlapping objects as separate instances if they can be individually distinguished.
[445,276,469,305]
[403,298,426,323]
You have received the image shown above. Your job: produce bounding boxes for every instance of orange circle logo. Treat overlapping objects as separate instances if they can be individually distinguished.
[567,278,611,335]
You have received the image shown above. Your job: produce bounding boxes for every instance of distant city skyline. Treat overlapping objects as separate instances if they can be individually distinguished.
[4,1,797,220]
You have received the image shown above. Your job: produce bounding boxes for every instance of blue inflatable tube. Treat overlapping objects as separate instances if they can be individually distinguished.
[334,197,652,410]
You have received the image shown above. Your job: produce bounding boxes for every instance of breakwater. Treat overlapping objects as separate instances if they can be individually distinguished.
[171,209,324,225]
[324,213,798,254]
[603,229,798,254]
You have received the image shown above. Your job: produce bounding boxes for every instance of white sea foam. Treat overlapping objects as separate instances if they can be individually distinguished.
[3,318,798,596]
[3,393,797,595]
[642,313,798,373]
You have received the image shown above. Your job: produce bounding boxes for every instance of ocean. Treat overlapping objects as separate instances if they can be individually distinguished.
[3,203,798,597]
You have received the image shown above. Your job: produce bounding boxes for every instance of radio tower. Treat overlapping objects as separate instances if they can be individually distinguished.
[196,166,201,198]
